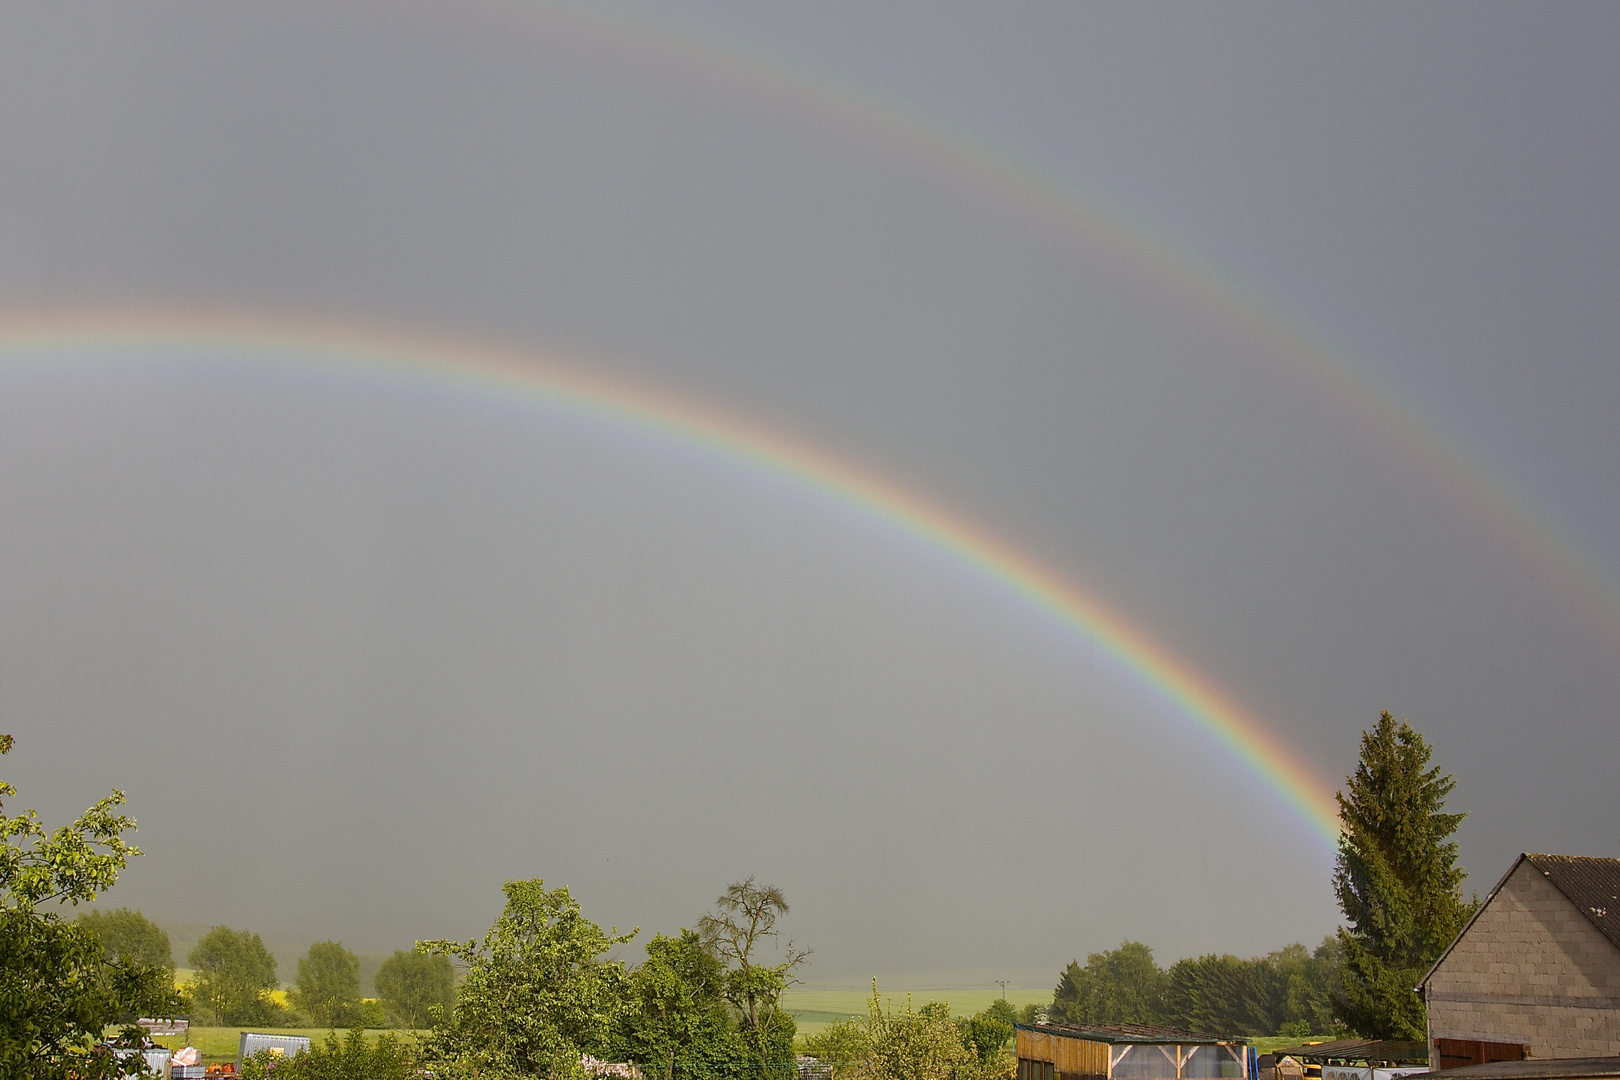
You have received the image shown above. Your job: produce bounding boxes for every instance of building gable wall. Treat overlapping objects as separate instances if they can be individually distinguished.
[1426,859,1620,1061]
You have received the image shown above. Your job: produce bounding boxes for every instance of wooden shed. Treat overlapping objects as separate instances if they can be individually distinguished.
[1016,1022,1255,1080]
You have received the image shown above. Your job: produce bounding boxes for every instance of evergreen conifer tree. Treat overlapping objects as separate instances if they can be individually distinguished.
[1333,712,1475,1038]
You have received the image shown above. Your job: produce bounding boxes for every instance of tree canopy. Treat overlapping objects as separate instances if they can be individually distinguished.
[1046,937,1343,1036]
[697,877,806,1076]
[959,998,1015,1065]
[292,940,362,1028]
[189,926,281,1025]
[419,878,637,1079]
[375,949,455,1030]
[1050,941,1166,1027]
[1333,712,1475,1038]
[75,908,173,974]
[612,929,745,1080]
[0,734,178,1079]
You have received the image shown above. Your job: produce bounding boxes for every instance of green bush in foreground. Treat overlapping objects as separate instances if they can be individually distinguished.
[417,878,636,1080]
[798,984,1013,1080]
[240,1029,418,1080]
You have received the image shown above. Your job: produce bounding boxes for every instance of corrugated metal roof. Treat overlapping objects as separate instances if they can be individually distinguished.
[1269,1041,1428,1064]
[1403,1058,1620,1080]
[1525,854,1620,952]
[1016,1021,1236,1045]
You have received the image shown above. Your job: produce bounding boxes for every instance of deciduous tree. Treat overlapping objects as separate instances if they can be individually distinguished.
[0,734,177,1079]
[1333,712,1475,1039]
[374,949,455,1030]
[189,926,280,1025]
[856,985,972,1080]
[292,940,362,1028]
[613,929,745,1080]
[76,908,173,974]
[960,998,1015,1062]
[419,878,636,1080]
[697,877,806,1075]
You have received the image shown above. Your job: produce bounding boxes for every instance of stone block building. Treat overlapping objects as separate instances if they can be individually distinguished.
[1419,853,1620,1068]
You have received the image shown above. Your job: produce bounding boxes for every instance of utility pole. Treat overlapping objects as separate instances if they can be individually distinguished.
[996,979,1009,1001]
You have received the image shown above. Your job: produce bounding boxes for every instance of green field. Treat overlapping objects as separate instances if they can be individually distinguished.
[782,987,1050,1037]
[1252,1037,1338,1054]
[142,1017,1331,1063]
[146,1027,421,1066]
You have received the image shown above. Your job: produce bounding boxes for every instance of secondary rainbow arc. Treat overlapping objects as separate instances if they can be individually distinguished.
[487,0,1620,654]
[0,310,1344,848]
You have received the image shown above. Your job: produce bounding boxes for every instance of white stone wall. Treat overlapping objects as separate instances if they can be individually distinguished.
[1426,859,1620,1060]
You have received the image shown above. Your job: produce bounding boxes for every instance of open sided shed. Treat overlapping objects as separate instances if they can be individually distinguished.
[1016,1022,1255,1080]
[1268,1040,1430,1080]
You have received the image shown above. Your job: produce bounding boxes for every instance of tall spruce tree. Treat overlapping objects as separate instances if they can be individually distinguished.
[1333,712,1475,1038]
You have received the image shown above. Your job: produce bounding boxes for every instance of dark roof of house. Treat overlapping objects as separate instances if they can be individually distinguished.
[1421,853,1620,989]
[1403,1058,1620,1080]
[1527,854,1620,951]
[1016,1021,1236,1045]
[1269,1040,1428,1064]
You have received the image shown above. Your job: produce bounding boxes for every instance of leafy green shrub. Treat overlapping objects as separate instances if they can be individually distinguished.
[375,949,455,1029]
[799,1016,870,1079]
[239,1029,419,1080]
[358,997,387,1029]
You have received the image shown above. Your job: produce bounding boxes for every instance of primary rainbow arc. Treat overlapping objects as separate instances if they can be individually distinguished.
[0,310,1344,848]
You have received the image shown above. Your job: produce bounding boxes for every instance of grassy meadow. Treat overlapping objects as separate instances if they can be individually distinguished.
[781,986,1050,1036]
[144,989,1048,1062]
[139,1003,1330,1064]
[146,1027,422,1066]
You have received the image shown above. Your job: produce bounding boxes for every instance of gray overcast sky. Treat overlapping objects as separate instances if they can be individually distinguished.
[2,1,1617,987]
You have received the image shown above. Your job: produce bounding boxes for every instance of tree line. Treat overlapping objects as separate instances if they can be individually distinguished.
[1046,937,1340,1037]
[1,709,1475,1075]
[1038,712,1476,1040]
[76,908,458,1030]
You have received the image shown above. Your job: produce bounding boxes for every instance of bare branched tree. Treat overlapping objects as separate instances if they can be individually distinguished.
[697,877,810,1033]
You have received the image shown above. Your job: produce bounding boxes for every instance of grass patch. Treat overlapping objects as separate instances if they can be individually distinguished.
[1253,1037,1341,1053]
[783,987,1048,1020]
[146,1027,422,1065]
[783,986,1050,1035]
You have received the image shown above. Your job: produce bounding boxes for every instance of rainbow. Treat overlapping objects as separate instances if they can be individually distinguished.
[0,310,1344,847]
[466,0,1620,652]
